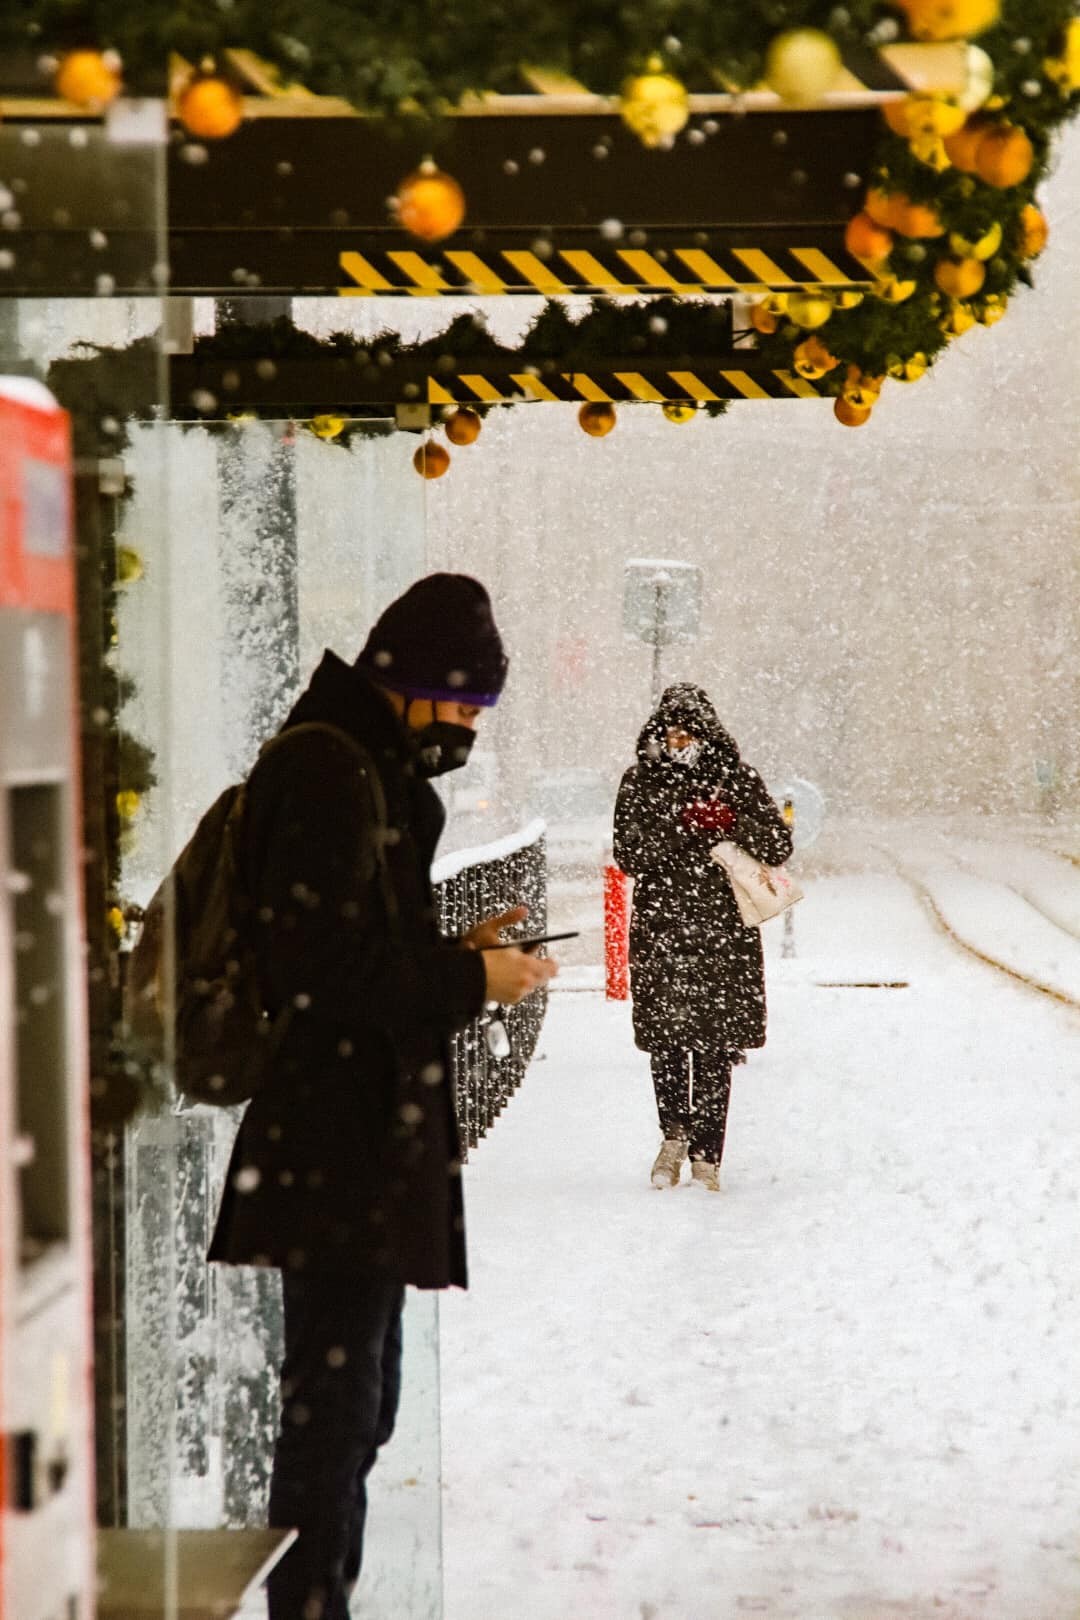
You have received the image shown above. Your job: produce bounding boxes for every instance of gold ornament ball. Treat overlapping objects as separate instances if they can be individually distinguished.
[106,905,126,941]
[786,291,835,329]
[764,29,843,105]
[834,397,873,428]
[793,336,838,380]
[115,790,141,822]
[578,402,617,438]
[1044,17,1080,93]
[662,403,697,424]
[619,63,690,147]
[934,256,986,298]
[413,441,451,479]
[310,414,346,440]
[178,74,244,139]
[396,163,466,242]
[834,289,865,310]
[1017,204,1049,259]
[444,407,482,446]
[55,49,122,108]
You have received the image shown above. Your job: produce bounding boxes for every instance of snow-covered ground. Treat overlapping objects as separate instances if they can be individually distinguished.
[440,873,1080,1620]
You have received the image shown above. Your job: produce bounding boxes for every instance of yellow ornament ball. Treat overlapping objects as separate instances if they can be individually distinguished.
[309,415,346,440]
[444,407,482,446]
[116,544,144,583]
[976,294,1007,325]
[948,220,1002,259]
[888,351,929,382]
[834,289,865,309]
[763,28,843,106]
[55,49,122,108]
[413,441,451,479]
[896,0,1001,42]
[786,291,835,329]
[620,63,690,148]
[106,905,126,942]
[873,275,918,303]
[396,162,466,242]
[662,403,697,424]
[940,300,977,336]
[842,370,884,409]
[115,790,141,822]
[1044,17,1080,93]
[178,74,244,139]
[760,293,789,318]
[579,402,617,438]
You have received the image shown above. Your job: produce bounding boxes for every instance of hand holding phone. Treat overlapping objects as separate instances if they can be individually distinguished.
[489,931,579,953]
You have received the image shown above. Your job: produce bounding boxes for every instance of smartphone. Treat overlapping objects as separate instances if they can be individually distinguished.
[489,931,579,953]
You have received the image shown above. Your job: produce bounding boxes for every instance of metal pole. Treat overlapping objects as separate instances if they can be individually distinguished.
[651,578,667,706]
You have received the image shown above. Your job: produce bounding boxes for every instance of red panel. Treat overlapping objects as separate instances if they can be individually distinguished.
[0,395,74,619]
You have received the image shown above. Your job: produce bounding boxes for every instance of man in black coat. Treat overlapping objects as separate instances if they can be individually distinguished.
[208,574,554,1620]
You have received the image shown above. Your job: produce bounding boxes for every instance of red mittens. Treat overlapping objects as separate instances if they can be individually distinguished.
[681,799,736,835]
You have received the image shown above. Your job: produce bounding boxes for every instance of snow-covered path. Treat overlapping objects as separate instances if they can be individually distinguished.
[441,876,1080,1620]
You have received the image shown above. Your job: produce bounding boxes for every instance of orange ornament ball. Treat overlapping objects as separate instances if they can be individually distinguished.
[973,124,1034,189]
[178,75,244,139]
[396,164,466,243]
[844,211,894,265]
[943,118,990,172]
[893,197,945,238]
[1018,203,1049,258]
[749,303,780,334]
[865,187,904,229]
[933,256,986,297]
[834,397,872,428]
[578,402,617,438]
[896,0,1000,41]
[444,407,482,446]
[413,441,451,480]
[55,49,122,108]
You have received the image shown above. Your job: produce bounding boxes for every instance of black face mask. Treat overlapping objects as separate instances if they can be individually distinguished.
[413,719,477,778]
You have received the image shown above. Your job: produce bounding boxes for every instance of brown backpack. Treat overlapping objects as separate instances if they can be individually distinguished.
[124,722,392,1107]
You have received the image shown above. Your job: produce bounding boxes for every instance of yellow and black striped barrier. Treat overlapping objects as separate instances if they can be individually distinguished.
[339,241,869,298]
[424,366,823,404]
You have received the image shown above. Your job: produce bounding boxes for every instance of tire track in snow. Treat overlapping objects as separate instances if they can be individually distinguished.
[874,843,1080,1014]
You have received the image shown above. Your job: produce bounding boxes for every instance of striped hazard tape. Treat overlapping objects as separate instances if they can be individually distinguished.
[339,242,869,298]
[424,367,822,404]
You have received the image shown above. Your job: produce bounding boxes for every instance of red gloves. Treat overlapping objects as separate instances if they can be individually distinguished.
[681,798,736,836]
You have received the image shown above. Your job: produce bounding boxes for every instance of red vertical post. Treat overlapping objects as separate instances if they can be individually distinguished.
[604,864,630,1001]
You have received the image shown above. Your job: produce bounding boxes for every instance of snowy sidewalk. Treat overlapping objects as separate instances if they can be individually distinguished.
[440,876,1080,1620]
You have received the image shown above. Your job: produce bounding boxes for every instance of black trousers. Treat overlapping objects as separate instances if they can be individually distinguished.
[267,1271,405,1620]
[650,1048,733,1164]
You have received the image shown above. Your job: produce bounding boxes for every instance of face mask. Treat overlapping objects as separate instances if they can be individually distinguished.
[414,720,476,778]
[667,740,701,769]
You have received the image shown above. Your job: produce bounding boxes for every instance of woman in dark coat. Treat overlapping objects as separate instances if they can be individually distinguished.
[613,684,793,1191]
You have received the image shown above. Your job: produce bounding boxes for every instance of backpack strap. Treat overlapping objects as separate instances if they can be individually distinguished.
[251,720,400,932]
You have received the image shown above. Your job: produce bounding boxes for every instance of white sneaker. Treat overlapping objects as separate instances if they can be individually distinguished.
[690,1160,720,1192]
[650,1138,689,1189]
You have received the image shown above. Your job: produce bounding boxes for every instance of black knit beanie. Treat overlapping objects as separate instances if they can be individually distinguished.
[356,573,509,706]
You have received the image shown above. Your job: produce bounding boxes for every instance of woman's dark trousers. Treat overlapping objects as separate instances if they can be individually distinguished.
[650,1048,733,1164]
[267,1271,405,1620]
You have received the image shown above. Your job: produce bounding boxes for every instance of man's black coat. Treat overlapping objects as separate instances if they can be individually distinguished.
[208,652,485,1287]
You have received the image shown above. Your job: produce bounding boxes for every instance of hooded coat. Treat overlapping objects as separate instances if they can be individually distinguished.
[613,684,793,1056]
[208,652,486,1288]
